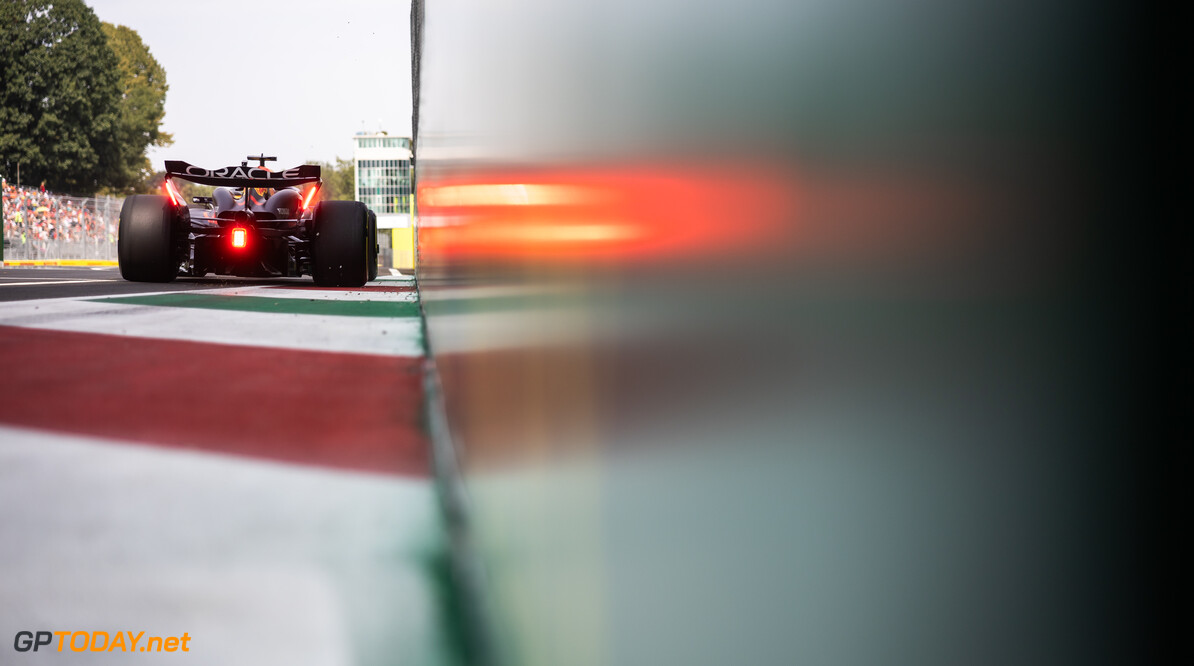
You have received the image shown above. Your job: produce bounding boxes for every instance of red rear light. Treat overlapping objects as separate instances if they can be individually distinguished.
[163,178,185,207]
[302,184,320,211]
[231,228,247,248]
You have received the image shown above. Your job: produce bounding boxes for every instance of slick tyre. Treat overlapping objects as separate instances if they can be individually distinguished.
[312,200,370,287]
[118,194,180,282]
[367,209,379,282]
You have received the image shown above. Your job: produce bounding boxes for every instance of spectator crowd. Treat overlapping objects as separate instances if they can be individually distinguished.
[3,179,120,257]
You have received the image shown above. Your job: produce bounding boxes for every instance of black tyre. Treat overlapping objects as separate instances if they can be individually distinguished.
[312,200,370,287]
[367,209,379,282]
[118,194,180,282]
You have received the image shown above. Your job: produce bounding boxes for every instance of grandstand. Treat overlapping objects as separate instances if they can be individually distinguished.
[2,180,122,262]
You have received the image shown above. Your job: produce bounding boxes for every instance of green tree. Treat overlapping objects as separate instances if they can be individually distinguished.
[0,0,120,194]
[330,156,356,201]
[176,179,214,202]
[307,157,355,201]
[101,22,172,195]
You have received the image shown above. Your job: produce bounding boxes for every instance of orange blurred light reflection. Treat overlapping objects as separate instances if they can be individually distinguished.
[417,165,797,262]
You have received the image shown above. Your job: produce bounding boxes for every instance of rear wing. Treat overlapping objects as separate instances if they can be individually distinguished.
[164,161,321,187]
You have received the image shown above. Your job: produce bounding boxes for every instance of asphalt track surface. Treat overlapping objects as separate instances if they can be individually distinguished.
[0,265,338,301]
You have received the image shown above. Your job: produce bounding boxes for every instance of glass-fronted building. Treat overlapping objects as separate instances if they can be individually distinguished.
[353,132,414,269]
[354,134,412,215]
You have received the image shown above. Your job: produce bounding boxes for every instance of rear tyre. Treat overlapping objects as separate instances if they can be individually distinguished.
[312,200,370,287]
[367,209,379,282]
[118,195,180,282]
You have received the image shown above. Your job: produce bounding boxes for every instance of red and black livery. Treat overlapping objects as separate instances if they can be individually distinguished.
[117,155,378,287]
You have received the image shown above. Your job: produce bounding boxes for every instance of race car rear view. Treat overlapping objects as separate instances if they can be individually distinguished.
[118,155,378,287]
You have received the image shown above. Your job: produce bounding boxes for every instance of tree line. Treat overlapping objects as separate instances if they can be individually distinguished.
[0,0,170,196]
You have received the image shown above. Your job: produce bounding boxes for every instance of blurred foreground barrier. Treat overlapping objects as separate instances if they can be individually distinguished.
[413,1,1179,664]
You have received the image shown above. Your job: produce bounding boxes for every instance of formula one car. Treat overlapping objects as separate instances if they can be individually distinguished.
[118,155,378,286]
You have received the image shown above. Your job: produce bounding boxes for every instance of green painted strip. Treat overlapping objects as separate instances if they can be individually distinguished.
[94,292,421,318]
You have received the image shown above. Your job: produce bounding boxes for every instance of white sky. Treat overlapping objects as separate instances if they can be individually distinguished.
[87,0,412,171]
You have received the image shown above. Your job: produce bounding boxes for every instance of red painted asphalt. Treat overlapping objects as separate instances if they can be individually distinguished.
[0,325,429,477]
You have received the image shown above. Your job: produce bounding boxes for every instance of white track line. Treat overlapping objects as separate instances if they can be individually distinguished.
[0,298,423,356]
[0,279,114,286]
[0,424,442,666]
[190,285,418,302]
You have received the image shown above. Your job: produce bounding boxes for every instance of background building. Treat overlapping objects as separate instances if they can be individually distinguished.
[352,132,413,270]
